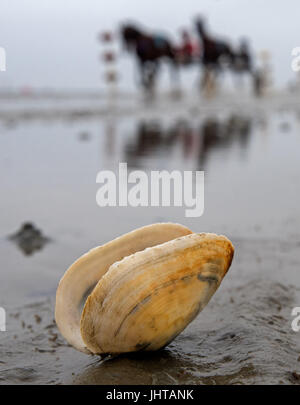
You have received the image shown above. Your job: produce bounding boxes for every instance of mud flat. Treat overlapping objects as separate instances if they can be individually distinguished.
[0,95,299,384]
[0,90,299,124]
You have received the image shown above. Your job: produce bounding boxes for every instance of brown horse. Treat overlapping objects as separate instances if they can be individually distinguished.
[195,18,254,95]
[121,24,178,91]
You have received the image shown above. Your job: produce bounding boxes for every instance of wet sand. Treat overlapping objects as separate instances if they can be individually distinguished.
[0,93,300,384]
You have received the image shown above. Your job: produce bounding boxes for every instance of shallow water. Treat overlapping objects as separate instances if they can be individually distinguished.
[0,97,299,384]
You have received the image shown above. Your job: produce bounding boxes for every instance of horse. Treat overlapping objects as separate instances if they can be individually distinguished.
[121,24,178,92]
[194,18,236,95]
[233,39,252,74]
[195,18,254,95]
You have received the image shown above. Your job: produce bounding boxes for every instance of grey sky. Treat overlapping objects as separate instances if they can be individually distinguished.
[0,0,299,90]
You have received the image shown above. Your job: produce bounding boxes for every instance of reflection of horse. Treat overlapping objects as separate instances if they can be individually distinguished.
[198,115,251,167]
[121,24,178,91]
[125,116,251,169]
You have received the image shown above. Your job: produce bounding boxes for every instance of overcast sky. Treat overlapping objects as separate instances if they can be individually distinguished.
[0,0,299,91]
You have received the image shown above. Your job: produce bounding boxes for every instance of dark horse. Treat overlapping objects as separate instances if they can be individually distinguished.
[195,18,235,68]
[195,18,252,94]
[121,24,178,91]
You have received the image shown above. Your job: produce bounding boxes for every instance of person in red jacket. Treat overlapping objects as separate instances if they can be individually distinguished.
[177,29,199,65]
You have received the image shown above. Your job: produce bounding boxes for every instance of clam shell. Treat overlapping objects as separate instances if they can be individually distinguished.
[81,233,234,354]
[55,223,192,353]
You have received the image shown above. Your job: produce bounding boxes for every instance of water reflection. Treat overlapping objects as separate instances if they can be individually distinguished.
[104,119,117,157]
[124,114,252,169]
[198,115,251,166]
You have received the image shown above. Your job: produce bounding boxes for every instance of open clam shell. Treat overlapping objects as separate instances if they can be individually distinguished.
[55,223,192,353]
[81,232,234,354]
[55,224,234,355]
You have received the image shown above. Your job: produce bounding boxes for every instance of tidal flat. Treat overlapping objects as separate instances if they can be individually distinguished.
[0,93,299,384]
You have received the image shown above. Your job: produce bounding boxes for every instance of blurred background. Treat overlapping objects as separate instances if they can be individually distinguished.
[0,0,299,91]
[0,0,300,385]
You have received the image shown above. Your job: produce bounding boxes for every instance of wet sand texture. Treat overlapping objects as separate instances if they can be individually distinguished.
[0,97,300,384]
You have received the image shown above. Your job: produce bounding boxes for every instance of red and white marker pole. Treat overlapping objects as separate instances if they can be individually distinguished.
[99,30,119,108]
